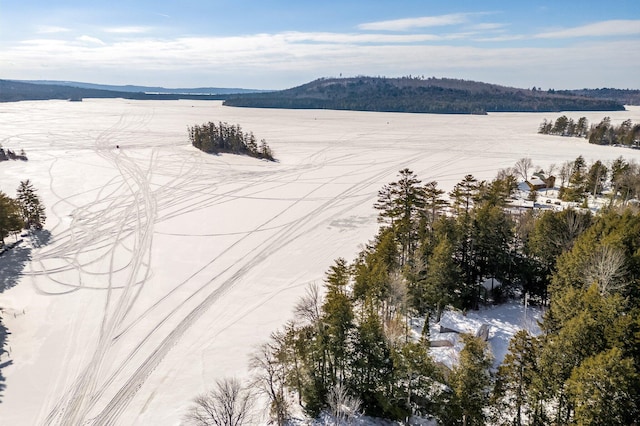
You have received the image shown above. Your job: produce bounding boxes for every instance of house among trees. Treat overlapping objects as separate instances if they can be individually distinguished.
[526,172,554,190]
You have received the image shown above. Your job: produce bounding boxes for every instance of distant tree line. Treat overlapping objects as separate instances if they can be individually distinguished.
[538,116,640,146]
[564,88,640,106]
[0,79,229,103]
[187,160,640,425]
[188,121,275,161]
[0,180,46,246]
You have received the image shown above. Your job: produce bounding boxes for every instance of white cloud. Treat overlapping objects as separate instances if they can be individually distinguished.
[103,26,151,34]
[535,19,640,39]
[36,25,71,34]
[278,31,444,44]
[77,35,106,45]
[468,23,508,31]
[473,34,525,42]
[358,13,472,31]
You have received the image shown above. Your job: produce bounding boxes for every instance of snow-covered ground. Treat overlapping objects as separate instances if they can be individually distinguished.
[0,100,639,425]
[430,301,542,370]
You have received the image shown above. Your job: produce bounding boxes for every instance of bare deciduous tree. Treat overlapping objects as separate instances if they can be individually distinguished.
[327,382,361,425]
[551,209,589,252]
[541,163,558,188]
[294,282,322,325]
[546,163,557,179]
[387,271,408,314]
[559,160,573,188]
[185,377,255,426]
[249,337,290,426]
[496,167,516,181]
[514,157,534,182]
[583,244,628,295]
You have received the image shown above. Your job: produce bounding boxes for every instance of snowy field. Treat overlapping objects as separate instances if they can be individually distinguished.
[1,100,639,425]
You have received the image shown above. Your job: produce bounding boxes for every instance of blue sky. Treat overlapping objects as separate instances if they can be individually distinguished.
[1,0,639,89]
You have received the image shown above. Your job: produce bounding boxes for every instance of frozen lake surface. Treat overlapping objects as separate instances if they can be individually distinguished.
[1,100,639,425]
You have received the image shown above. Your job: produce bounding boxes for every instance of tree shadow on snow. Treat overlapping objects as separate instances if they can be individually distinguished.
[0,229,51,403]
[0,322,11,403]
[0,244,31,293]
[28,229,51,249]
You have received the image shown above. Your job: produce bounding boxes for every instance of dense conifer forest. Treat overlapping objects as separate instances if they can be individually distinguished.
[222,77,626,114]
[193,160,640,425]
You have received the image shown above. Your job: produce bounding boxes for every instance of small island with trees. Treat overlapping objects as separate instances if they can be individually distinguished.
[188,121,275,161]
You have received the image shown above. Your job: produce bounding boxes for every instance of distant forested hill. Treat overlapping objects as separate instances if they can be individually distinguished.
[18,80,264,95]
[0,80,238,102]
[564,88,640,106]
[223,76,626,114]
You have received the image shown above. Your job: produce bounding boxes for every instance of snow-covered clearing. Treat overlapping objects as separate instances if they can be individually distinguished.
[0,100,639,425]
[429,301,542,370]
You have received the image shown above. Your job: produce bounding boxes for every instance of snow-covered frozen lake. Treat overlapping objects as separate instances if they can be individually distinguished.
[1,99,639,425]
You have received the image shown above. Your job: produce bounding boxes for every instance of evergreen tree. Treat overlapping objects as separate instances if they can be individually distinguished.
[481,175,517,207]
[537,119,552,135]
[374,169,425,266]
[588,117,611,145]
[259,139,274,160]
[575,117,589,137]
[449,174,479,215]
[609,156,630,203]
[390,340,439,420]
[352,228,398,305]
[321,258,354,384]
[449,334,493,426]
[560,155,587,202]
[586,160,608,196]
[539,285,632,423]
[0,191,23,244]
[492,330,539,426]
[417,234,461,315]
[423,180,448,231]
[551,115,569,136]
[348,304,393,418]
[567,347,638,426]
[16,180,45,230]
[472,203,513,291]
[450,175,481,306]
